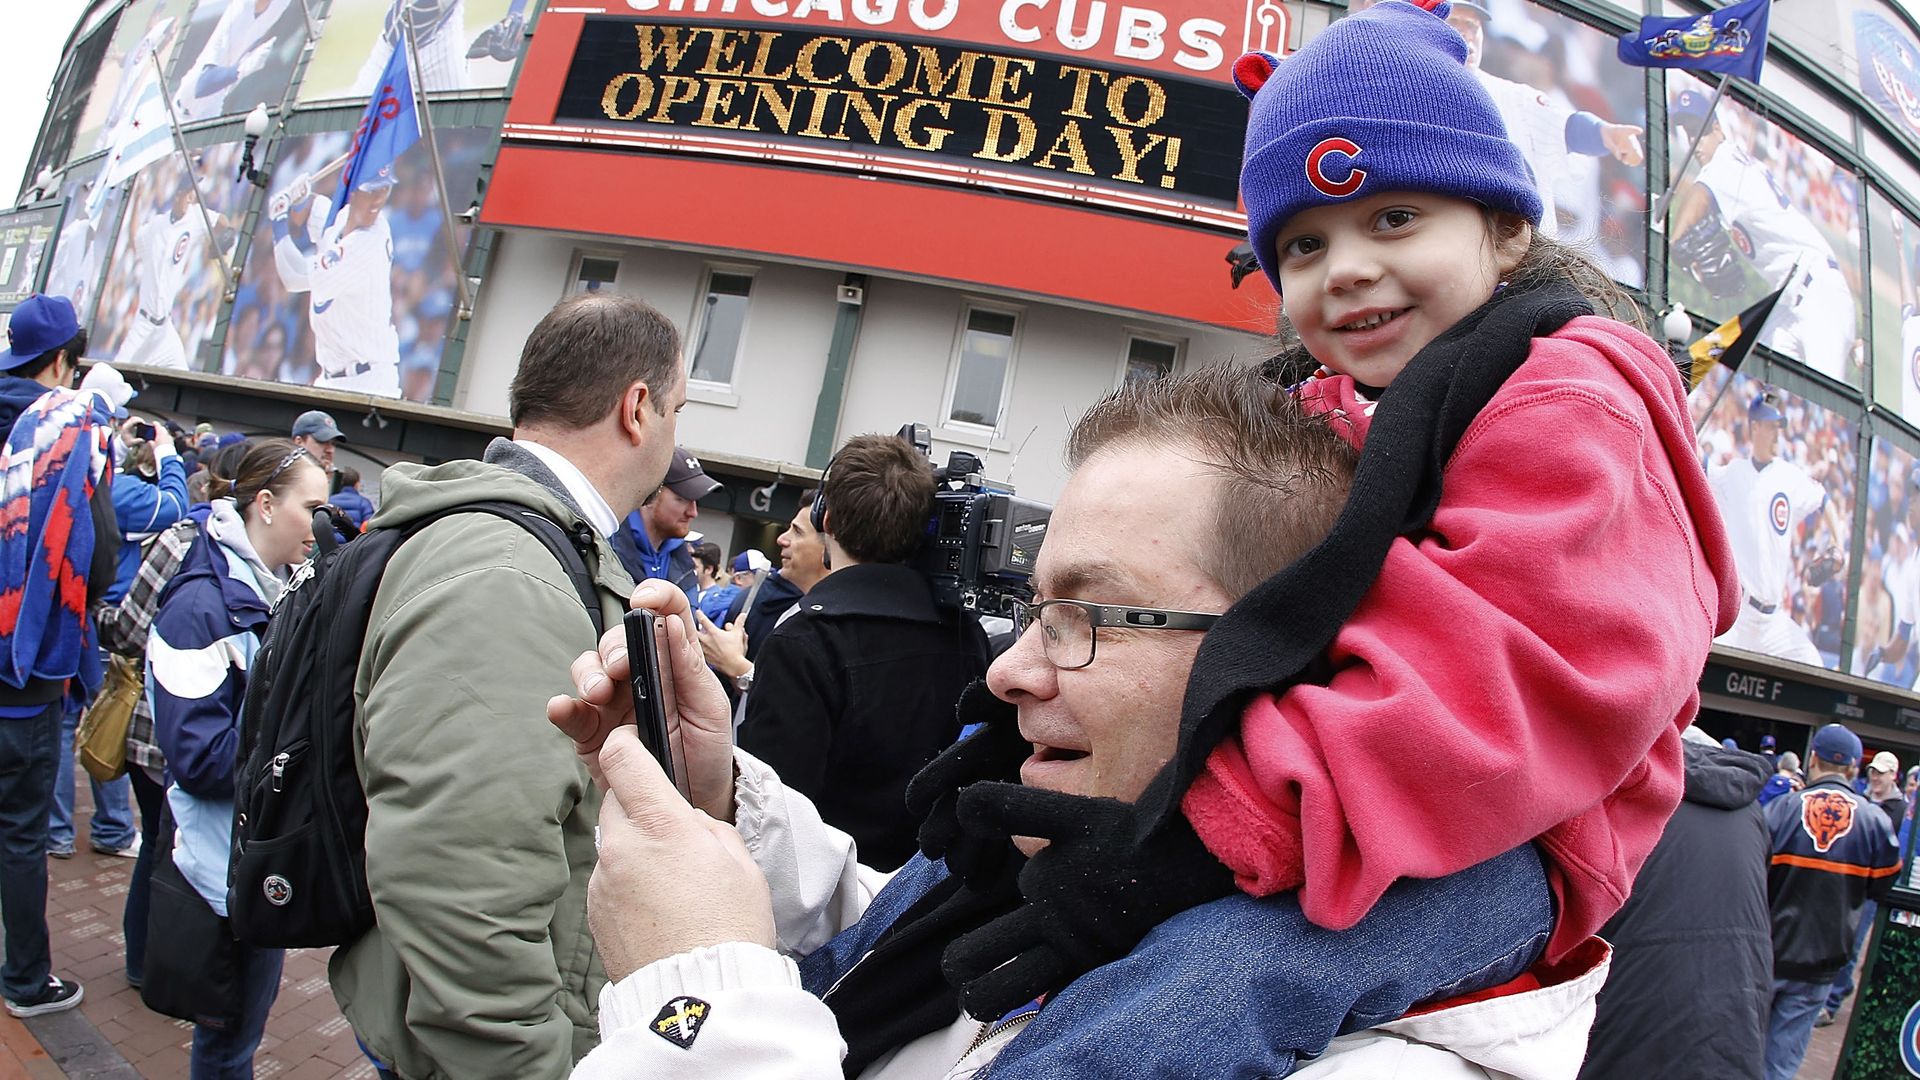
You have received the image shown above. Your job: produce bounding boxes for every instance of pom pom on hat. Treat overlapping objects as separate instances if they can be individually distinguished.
[1235,0,1542,294]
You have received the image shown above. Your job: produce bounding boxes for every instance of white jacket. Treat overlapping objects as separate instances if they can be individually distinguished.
[571,752,1607,1080]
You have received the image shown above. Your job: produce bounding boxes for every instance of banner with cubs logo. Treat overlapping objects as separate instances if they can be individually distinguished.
[1853,436,1920,689]
[88,142,247,375]
[1868,188,1920,422]
[1692,367,1858,671]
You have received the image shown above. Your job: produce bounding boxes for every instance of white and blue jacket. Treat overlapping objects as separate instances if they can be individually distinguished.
[148,500,273,915]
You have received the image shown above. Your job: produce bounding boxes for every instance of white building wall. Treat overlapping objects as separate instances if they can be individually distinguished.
[458,232,1265,506]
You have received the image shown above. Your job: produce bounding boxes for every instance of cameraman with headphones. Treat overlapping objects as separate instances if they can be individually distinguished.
[735,433,991,871]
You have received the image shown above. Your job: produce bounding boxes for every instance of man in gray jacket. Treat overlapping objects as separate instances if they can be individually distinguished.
[330,293,686,1079]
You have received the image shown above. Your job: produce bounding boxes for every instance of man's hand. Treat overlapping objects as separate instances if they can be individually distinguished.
[268,173,313,220]
[1601,122,1645,166]
[588,726,775,982]
[147,420,175,455]
[547,580,737,821]
[694,609,750,679]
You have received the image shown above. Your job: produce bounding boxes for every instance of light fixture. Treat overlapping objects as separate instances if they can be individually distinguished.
[237,105,272,189]
[1661,303,1692,343]
[362,406,389,430]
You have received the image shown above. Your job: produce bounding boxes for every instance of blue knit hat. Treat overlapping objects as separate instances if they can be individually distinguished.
[1234,0,1543,293]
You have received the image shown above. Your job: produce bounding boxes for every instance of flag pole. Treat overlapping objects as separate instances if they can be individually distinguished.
[399,18,474,321]
[149,49,231,294]
[1691,256,1800,435]
[1653,71,1733,236]
[295,0,321,41]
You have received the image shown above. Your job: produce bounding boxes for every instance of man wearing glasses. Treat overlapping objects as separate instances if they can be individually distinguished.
[553,364,1600,1078]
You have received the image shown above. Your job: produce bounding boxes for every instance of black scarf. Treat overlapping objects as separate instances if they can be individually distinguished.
[1133,280,1592,839]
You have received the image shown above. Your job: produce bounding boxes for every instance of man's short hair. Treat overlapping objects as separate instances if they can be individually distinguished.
[509,294,681,429]
[693,541,723,574]
[821,435,936,564]
[339,466,361,488]
[1067,363,1357,598]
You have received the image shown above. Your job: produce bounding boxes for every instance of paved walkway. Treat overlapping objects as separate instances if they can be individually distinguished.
[3,767,370,1079]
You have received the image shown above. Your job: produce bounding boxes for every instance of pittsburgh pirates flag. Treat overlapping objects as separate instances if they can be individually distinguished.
[1687,282,1787,391]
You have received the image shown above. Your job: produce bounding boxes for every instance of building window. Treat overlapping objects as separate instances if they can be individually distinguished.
[1123,336,1181,386]
[689,270,754,386]
[566,253,620,297]
[946,307,1019,430]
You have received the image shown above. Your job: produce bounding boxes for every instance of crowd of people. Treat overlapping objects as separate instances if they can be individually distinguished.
[0,3,1907,1079]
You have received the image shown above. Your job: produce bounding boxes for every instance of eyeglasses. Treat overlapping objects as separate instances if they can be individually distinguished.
[1009,598,1222,671]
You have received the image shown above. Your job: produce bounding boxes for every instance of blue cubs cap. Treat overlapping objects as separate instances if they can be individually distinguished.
[1232,0,1543,294]
[1671,88,1717,124]
[1811,723,1863,766]
[1749,393,1784,423]
[1,294,80,370]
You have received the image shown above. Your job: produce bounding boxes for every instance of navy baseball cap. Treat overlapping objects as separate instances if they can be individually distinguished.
[292,409,345,443]
[1,294,79,370]
[1749,394,1785,423]
[1671,88,1717,124]
[662,447,720,502]
[1811,723,1863,766]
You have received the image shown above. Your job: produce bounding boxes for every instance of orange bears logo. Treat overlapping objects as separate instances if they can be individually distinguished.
[1801,789,1856,853]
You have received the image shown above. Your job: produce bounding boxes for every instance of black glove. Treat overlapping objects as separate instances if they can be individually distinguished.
[905,680,1028,884]
[1804,546,1844,588]
[1675,212,1747,299]
[939,783,1235,1019]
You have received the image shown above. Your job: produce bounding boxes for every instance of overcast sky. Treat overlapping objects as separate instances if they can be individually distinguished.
[0,3,93,200]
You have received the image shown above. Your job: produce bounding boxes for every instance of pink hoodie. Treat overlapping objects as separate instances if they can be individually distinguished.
[1182,315,1740,963]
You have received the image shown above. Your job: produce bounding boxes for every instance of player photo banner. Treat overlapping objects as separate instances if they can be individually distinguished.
[1666,75,1866,386]
[167,0,308,125]
[1867,191,1920,423]
[299,0,530,102]
[1852,438,1920,689]
[1617,0,1769,82]
[1693,368,1858,671]
[0,208,64,314]
[555,19,1246,211]
[222,127,490,404]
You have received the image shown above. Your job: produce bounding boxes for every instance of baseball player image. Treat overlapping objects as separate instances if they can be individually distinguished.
[348,0,530,96]
[117,171,228,371]
[48,178,111,322]
[1669,88,1862,383]
[1708,391,1846,666]
[1893,214,1920,422]
[1860,469,1920,687]
[173,0,296,122]
[269,167,404,397]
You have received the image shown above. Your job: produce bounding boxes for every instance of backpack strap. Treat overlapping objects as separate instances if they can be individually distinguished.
[408,501,606,636]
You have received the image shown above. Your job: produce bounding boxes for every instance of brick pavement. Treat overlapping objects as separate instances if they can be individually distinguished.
[5,764,370,1079]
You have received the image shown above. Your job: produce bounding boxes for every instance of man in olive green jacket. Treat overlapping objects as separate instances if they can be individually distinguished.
[330,294,688,1079]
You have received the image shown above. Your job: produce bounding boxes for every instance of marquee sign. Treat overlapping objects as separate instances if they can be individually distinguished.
[547,19,1246,223]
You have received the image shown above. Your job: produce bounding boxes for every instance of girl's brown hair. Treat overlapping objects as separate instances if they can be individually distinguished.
[207,438,317,519]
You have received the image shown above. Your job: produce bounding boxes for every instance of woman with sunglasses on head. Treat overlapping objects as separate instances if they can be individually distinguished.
[148,438,328,1079]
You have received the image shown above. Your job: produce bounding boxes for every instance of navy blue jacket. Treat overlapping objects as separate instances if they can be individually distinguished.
[1766,775,1903,980]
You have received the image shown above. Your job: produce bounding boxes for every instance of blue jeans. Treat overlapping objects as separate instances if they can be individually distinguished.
[0,702,61,1001]
[1767,977,1833,1080]
[123,767,165,985]
[1826,898,1876,1011]
[189,942,283,1080]
[49,700,135,851]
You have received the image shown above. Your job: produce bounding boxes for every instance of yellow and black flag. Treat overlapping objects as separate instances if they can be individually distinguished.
[1688,284,1788,391]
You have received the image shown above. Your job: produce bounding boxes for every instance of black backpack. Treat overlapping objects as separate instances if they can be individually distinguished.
[229,501,605,948]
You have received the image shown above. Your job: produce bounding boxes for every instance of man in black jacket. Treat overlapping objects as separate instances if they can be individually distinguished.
[1762,723,1902,1080]
[736,434,989,870]
[1581,725,1771,1080]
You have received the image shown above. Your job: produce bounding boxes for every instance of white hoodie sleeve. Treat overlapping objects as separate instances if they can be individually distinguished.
[732,748,893,955]
[572,943,846,1080]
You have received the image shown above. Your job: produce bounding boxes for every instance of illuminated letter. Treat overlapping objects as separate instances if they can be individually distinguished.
[1055,0,1105,51]
[602,73,654,120]
[694,78,748,127]
[849,40,909,89]
[853,0,897,24]
[1105,74,1164,126]
[893,98,954,150]
[648,75,702,121]
[1055,64,1105,118]
[1035,121,1096,174]
[977,107,1038,161]
[1175,18,1225,71]
[1106,125,1166,182]
[909,0,960,32]
[979,55,1035,107]
[796,36,851,84]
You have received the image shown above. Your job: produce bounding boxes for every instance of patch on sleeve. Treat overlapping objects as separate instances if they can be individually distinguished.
[650,996,711,1049]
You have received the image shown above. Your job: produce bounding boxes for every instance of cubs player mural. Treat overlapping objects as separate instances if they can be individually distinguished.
[44,175,125,326]
[1866,194,1920,423]
[299,0,527,102]
[1854,438,1920,688]
[170,0,307,123]
[1668,82,1865,384]
[1697,377,1856,669]
[90,145,246,373]
[222,128,487,403]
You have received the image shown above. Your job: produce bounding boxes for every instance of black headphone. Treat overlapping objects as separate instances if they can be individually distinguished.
[811,452,837,569]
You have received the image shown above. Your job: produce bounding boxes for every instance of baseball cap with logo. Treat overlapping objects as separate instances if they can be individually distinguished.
[1749,393,1785,424]
[731,549,772,574]
[1671,88,1718,124]
[1870,750,1901,774]
[291,409,346,443]
[1,294,80,371]
[1811,723,1863,766]
[663,447,721,502]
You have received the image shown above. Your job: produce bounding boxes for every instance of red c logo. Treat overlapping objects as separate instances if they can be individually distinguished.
[1305,137,1367,198]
